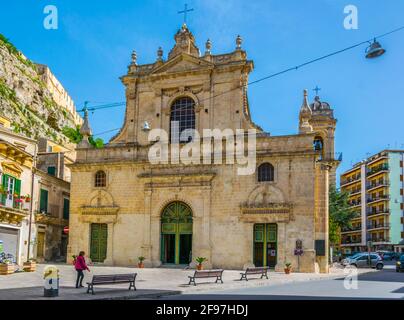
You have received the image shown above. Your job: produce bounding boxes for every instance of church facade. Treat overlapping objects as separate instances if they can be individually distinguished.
[67,25,338,273]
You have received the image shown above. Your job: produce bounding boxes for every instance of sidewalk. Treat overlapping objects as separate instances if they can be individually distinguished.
[0,263,374,300]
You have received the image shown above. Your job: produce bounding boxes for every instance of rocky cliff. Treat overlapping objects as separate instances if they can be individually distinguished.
[0,33,77,145]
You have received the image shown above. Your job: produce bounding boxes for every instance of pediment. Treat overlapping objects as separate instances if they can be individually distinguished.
[1,162,23,178]
[152,53,213,75]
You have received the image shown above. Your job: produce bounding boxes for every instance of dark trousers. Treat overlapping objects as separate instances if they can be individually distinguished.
[76,270,84,288]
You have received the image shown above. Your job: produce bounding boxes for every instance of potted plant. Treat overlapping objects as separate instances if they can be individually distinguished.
[137,256,145,268]
[284,262,292,274]
[195,257,208,270]
[24,194,31,203]
[0,260,15,275]
[23,259,36,272]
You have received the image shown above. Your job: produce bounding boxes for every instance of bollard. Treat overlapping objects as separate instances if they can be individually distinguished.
[43,265,59,297]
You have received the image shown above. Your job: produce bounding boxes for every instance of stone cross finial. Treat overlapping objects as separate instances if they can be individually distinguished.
[236,35,242,50]
[131,50,137,65]
[205,39,212,55]
[178,3,194,25]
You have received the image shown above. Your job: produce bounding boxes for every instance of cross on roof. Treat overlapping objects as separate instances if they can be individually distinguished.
[178,3,194,24]
[313,86,321,96]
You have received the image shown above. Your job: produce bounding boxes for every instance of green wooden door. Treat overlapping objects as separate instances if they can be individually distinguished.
[161,202,192,265]
[253,223,277,268]
[90,223,108,263]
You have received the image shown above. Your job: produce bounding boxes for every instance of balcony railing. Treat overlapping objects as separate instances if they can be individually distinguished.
[366,180,390,190]
[367,223,390,230]
[366,164,389,177]
[367,209,389,216]
[341,238,362,244]
[348,200,362,207]
[341,174,361,186]
[366,237,390,243]
[366,194,390,203]
[341,225,362,232]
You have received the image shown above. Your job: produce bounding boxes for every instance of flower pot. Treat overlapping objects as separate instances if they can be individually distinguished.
[23,261,36,272]
[284,268,291,274]
[196,264,203,270]
[137,262,144,268]
[25,198,31,203]
[0,264,15,275]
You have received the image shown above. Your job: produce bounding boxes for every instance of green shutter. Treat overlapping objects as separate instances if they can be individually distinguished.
[63,198,70,220]
[47,166,56,176]
[14,179,21,197]
[1,174,7,205]
[39,189,48,213]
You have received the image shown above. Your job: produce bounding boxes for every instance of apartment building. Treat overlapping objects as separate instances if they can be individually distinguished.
[340,150,404,253]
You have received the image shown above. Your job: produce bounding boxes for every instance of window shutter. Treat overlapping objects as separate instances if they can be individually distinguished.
[40,189,48,213]
[63,198,70,220]
[14,179,21,197]
[1,174,7,204]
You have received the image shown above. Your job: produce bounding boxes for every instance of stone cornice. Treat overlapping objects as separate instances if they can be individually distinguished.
[35,213,68,227]
[0,206,29,226]
[239,202,294,223]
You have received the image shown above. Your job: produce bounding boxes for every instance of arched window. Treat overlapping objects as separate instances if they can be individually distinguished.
[170,97,195,143]
[95,170,106,187]
[258,163,274,182]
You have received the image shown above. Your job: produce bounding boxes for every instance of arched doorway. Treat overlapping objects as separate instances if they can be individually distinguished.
[161,201,193,265]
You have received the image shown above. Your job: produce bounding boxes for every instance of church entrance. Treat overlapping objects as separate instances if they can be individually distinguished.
[161,202,193,265]
[253,224,277,268]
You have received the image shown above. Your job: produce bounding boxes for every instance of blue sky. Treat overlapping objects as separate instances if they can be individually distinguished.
[1,0,403,176]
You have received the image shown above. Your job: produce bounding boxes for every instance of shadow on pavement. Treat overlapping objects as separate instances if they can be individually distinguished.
[333,268,404,283]
[0,286,180,300]
[159,294,392,300]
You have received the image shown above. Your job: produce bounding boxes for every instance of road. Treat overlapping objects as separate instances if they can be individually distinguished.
[160,263,404,300]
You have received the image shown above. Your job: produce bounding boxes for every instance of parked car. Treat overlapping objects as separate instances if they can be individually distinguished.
[396,254,404,272]
[381,252,397,261]
[341,253,384,270]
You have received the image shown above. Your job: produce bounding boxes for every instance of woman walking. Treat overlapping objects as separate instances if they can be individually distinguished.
[74,251,90,288]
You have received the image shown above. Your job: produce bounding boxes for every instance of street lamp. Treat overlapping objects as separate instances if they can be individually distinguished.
[365,39,386,59]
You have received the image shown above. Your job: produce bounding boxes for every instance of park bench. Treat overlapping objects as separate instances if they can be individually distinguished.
[188,269,224,286]
[239,266,269,281]
[86,273,137,295]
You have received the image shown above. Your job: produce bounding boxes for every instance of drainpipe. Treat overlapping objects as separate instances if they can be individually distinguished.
[26,144,37,262]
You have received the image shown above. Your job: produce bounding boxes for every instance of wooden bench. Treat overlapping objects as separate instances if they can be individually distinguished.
[239,267,269,281]
[188,269,224,286]
[86,273,137,295]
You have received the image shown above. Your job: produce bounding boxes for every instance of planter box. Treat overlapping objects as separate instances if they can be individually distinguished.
[23,261,37,272]
[0,264,15,275]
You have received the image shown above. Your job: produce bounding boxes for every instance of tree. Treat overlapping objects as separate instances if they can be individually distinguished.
[62,126,104,148]
[329,186,356,247]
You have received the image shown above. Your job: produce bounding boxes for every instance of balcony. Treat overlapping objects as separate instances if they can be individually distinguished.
[367,223,390,230]
[341,225,362,233]
[348,200,362,207]
[367,208,389,217]
[366,236,390,243]
[366,180,390,191]
[341,238,362,245]
[366,164,389,178]
[341,174,361,187]
[366,194,390,204]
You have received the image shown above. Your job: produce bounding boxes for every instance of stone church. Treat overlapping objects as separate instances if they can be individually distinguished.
[68,24,338,273]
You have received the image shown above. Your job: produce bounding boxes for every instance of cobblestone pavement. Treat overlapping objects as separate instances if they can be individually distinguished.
[0,263,376,300]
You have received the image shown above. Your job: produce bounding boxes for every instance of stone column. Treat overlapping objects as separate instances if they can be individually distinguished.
[315,163,330,273]
[192,188,212,268]
[275,222,286,272]
[103,223,114,265]
[142,190,153,266]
